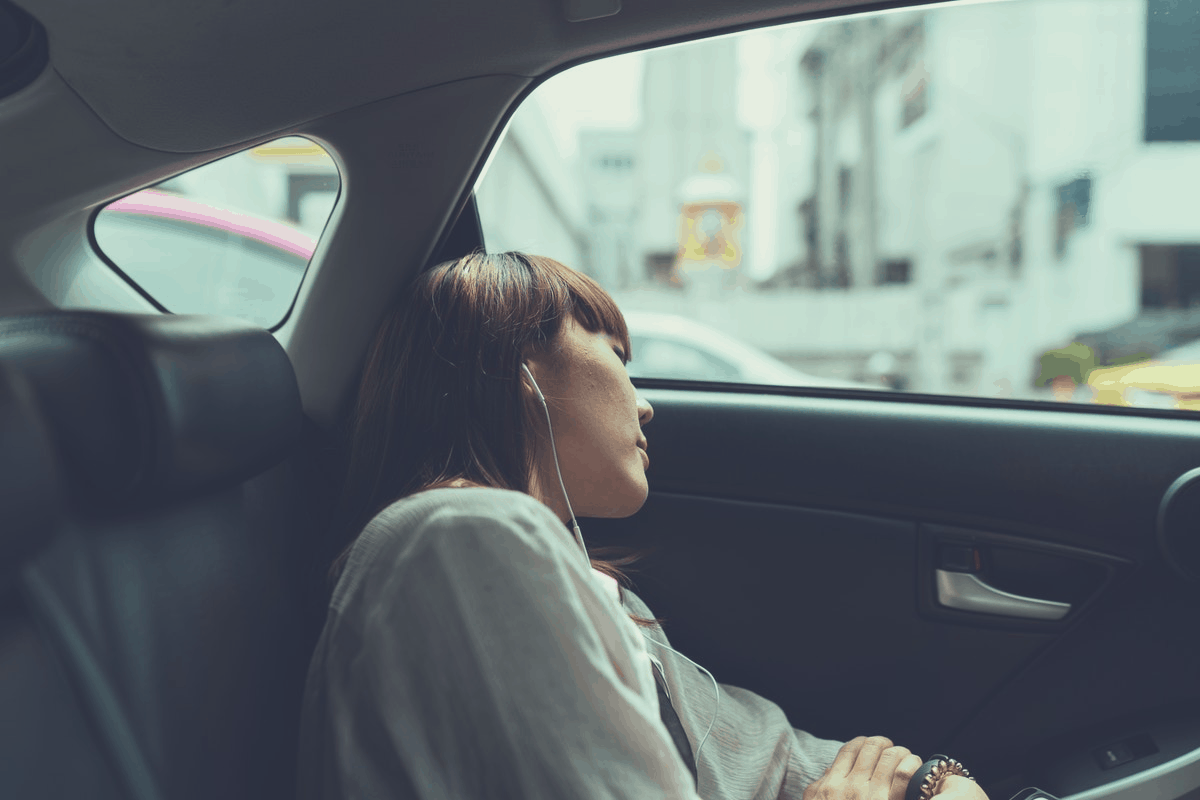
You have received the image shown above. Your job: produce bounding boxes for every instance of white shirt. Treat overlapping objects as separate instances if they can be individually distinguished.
[297,487,841,800]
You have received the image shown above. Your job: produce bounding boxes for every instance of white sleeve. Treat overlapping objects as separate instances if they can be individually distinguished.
[319,498,702,800]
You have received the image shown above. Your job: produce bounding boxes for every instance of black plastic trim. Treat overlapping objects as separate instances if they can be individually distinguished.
[85,203,170,313]
[426,192,484,268]
[631,376,1200,422]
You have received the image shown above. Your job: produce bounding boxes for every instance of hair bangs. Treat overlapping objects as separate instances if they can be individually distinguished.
[521,254,631,360]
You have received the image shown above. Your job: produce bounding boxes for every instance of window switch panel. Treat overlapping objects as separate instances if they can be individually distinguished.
[1093,741,1135,769]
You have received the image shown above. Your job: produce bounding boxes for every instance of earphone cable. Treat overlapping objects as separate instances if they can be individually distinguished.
[524,364,719,763]
[525,364,589,568]
[642,635,721,762]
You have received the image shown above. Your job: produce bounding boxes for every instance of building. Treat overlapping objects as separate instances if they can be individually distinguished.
[475,100,590,273]
[578,129,639,288]
[769,0,1191,396]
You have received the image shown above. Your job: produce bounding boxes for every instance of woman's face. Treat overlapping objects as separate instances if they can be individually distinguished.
[524,316,654,521]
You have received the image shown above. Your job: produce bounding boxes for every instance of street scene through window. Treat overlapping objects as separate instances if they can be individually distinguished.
[476,0,1200,412]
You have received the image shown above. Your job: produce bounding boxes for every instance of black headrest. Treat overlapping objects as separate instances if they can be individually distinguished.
[0,364,59,566]
[0,312,303,511]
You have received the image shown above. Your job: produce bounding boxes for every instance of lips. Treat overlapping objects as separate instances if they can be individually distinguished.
[637,445,649,469]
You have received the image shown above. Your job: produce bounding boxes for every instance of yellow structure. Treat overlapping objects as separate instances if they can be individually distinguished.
[677,201,743,269]
[675,151,743,274]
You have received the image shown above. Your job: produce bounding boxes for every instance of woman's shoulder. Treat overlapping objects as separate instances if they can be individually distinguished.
[375,485,556,530]
[335,487,571,596]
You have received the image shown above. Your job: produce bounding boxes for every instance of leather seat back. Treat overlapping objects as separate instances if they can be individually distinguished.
[0,363,132,800]
[0,312,325,800]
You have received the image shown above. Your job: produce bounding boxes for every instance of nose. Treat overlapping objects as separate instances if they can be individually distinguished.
[637,392,654,426]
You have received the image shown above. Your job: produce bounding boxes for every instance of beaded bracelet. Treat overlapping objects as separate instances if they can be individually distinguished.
[906,754,975,800]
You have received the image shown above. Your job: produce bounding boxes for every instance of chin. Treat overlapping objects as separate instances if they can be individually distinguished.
[579,473,648,518]
[612,485,649,518]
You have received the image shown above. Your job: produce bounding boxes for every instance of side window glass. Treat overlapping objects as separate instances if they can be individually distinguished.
[476,0,1200,413]
[628,336,740,382]
[93,136,339,328]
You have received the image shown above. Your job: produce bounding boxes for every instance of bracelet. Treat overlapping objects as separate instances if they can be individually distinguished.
[907,754,975,800]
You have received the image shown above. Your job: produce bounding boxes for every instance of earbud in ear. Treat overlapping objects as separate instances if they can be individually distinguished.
[522,363,547,405]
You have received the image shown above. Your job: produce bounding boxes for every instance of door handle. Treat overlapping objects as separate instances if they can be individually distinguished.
[935,569,1071,621]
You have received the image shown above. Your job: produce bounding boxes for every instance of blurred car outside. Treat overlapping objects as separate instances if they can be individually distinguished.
[1086,337,1200,411]
[1074,309,1200,370]
[102,188,317,265]
[94,189,318,327]
[622,310,886,390]
[1033,310,1200,410]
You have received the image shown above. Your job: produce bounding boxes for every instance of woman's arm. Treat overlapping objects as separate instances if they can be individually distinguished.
[779,724,846,797]
[312,493,701,800]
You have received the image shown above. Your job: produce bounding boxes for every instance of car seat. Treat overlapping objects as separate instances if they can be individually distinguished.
[0,311,332,800]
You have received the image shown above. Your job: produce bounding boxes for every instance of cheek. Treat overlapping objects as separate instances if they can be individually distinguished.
[561,396,626,465]
[553,355,635,458]
[567,367,619,428]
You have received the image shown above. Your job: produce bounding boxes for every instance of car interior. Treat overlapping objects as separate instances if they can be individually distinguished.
[3,0,1200,799]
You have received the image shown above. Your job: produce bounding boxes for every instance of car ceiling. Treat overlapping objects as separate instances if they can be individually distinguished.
[17,0,911,153]
[3,0,942,425]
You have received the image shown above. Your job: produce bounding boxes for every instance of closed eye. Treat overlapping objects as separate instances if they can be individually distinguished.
[613,345,627,364]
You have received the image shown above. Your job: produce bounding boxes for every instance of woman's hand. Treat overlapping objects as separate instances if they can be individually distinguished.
[803,735,924,800]
[933,775,990,800]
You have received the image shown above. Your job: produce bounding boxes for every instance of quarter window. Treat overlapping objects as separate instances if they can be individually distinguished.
[93,136,339,329]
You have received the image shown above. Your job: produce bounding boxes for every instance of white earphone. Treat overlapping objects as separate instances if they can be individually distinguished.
[522,362,587,564]
[521,361,721,763]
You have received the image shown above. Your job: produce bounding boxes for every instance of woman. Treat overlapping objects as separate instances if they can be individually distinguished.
[297,251,987,800]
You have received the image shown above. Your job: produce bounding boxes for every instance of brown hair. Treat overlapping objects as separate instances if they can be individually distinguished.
[329,251,656,623]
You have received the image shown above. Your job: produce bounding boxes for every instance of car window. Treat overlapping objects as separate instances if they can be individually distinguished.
[93,136,339,329]
[475,0,1200,411]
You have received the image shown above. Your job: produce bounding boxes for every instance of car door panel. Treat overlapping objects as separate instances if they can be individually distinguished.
[589,491,1060,754]
[583,385,1200,795]
[610,388,1200,561]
